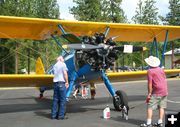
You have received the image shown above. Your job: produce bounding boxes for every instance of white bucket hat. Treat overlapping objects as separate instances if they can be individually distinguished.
[144,56,160,67]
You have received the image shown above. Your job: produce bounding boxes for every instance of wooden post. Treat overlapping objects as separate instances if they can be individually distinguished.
[2,61,5,74]
[15,43,19,74]
[141,51,144,70]
[27,48,30,74]
[123,53,125,72]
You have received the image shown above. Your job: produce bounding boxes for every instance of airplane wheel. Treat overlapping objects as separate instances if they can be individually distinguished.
[113,90,128,111]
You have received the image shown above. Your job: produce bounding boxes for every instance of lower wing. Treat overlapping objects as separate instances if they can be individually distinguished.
[92,69,180,83]
[0,74,53,87]
[0,69,179,87]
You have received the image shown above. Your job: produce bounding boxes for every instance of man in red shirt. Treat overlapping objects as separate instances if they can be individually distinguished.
[140,56,168,127]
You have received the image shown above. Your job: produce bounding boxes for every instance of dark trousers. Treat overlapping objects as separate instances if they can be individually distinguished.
[51,82,66,118]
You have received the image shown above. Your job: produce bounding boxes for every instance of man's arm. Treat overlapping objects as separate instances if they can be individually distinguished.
[148,82,152,96]
[63,70,69,88]
[147,70,152,99]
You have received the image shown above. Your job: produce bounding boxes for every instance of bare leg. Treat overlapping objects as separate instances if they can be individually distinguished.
[159,108,164,121]
[140,108,153,126]
[147,108,153,125]
[147,108,153,119]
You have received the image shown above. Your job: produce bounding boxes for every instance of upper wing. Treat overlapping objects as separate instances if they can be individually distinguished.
[0,69,179,87]
[0,16,180,42]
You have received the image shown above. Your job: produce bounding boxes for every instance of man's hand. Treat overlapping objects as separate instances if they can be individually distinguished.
[146,94,151,103]
[65,82,69,89]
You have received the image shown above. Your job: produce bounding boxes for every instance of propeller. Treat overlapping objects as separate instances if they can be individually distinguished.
[113,45,147,52]
[63,44,103,50]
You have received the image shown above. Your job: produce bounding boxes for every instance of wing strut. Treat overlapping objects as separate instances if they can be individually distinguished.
[104,27,110,38]
[51,35,69,55]
[161,30,169,67]
[150,37,159,58]
[58,24,67,34]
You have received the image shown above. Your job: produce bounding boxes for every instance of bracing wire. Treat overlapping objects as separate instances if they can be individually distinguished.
[0,44,36,64]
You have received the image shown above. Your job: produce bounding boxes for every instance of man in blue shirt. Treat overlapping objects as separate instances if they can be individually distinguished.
[51,56,69,120]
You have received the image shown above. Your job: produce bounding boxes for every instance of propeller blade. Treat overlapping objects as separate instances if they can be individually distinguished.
[111,35,120,40]
[113,46,146,52]
[65,44,103,50]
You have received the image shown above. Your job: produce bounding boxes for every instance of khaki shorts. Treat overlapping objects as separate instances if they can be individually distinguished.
[147,96,167,110]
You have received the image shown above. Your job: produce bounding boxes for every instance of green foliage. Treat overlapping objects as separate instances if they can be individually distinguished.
[70,0,127,23]
[35,0,59,18]
[70,0,101,21]
[162,0,180,25]
[132,0,144,24]
[100,0,127,23]
[0,0,59,18]
[132,0,159,24]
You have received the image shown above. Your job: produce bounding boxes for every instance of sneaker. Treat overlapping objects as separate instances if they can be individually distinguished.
[57,116,68,120]
[51,116,56,120]
[153,122,163,127]
[73,93,77,99]
[140,123,152,127]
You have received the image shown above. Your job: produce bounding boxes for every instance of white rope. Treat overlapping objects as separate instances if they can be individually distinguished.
[0,44,36,63]
[130,99,180,109]
[167,99,180,104]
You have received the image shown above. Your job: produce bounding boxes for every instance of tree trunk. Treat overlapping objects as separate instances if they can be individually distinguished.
[2,61,5,74]
[27,48,30,74]
[15,43,19,74]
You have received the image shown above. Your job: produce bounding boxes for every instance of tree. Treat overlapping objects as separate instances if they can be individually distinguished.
[70,0,127,23]
[36,0,59,18]
[132,0,143,24]
[161,0,180,25]
[70,0,101,21]
[100,0,127,23]
[132,0,159,24]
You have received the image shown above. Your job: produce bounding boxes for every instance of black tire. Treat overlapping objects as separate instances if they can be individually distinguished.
[113,90,129,111]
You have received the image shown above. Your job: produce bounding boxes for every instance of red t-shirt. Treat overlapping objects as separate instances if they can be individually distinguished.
[147,67,168,96]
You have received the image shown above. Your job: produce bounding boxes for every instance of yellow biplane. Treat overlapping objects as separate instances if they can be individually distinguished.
[0,16,180,119]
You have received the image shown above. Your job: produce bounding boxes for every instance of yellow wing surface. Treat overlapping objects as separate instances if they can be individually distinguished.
[0,16,180,42]
[0,74,53,87]
[106,69,180,82]
[0,69,179,87]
